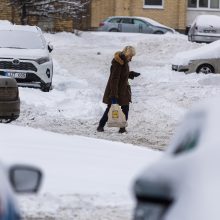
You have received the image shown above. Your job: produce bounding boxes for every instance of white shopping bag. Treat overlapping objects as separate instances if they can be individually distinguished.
[107,104,128,127]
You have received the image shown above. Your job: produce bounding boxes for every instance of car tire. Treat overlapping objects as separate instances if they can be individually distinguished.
[196,64,215,74]
[41,82,52,92]
[188,35,192,42]
[109,28,119,32]
[154,31,164,34]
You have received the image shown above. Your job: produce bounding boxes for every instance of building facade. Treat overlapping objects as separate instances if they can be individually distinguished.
[91,0,220,32]
[91,0,187,32]
[187,0,220,25]
[1,0,220,32]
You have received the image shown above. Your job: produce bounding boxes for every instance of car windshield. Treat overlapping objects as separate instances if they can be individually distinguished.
[0,30,45,49]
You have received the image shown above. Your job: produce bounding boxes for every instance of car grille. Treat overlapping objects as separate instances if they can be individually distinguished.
[0,87,18,101]
[0,61,37,72]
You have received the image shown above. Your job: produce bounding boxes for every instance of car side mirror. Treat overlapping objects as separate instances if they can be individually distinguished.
[48,43,53,53]
[9,165,43,193]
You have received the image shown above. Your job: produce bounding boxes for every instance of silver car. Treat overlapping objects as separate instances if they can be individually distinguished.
[172,40,220,74]
[188,15,220,43]
[98,16,175,34]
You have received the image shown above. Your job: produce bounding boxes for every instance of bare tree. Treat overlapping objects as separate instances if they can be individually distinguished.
[9,0,90,27]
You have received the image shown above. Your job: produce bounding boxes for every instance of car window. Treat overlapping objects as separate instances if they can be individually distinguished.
[169,111,205,156]
[173,131,200,155]
[0,30,45,49]
[121,18,133,24]
[133,19,148,26]
[109,18,121,23]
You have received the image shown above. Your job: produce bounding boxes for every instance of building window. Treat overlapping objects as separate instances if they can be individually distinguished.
[188,0,220,9]
[211,0,219,8]
[144,0,163,8]
[199,0,208,7]
[188,0,197,7]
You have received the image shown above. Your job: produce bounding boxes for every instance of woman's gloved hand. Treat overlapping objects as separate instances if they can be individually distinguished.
[129,71,141,79]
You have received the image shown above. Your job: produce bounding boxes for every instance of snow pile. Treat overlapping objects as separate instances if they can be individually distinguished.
[0,123,161,219]
[1,30,220,219]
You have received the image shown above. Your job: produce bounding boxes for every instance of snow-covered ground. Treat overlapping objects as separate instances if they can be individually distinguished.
[0,124,161,220]
[13,31,220,149]
[4,30,220,219]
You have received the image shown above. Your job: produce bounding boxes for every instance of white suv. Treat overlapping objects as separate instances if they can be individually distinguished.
[0,24,53,92]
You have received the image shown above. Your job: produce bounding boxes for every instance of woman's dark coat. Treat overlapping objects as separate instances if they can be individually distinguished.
[103,52,135,106]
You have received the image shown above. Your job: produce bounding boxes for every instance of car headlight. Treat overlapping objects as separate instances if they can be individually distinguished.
[36,57,50,64]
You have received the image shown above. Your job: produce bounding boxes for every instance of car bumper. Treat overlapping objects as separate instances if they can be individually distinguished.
[0,59,53,88]
[191,34,220,43]
[0,99,20,119]
[172,64,189,72]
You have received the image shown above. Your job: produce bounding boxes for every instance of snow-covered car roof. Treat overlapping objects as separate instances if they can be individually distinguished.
[0,24,40,32]
[192,14,220,28]
[0,24,45,49]
[172,39,220,65]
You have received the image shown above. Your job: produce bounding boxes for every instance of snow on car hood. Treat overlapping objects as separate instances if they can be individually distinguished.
[0,48,48,59]
[172,40,220,65]
[136,16,175,32]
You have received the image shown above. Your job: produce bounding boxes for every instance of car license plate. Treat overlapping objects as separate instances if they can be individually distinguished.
[6,72,26,79]
[204,29,216,33]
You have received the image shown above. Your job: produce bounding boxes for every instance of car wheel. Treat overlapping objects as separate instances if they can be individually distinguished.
[41,82,52,92]
[154,31,164,34]
[0,118,14,123]
[188,35,192,41]
[109,28,119,32]
[196,64,215,74]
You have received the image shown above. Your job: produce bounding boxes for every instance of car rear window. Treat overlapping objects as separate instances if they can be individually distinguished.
[109,18,121,23]
[0,30,45,49]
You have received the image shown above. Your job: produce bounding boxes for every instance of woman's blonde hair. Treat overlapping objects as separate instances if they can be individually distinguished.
[122,46,136,57]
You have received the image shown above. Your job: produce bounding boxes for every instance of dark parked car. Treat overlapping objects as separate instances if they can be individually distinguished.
[0,163,42,219]
[0,76,20,122]
[133,98,220,220]
[98,16,175,34]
